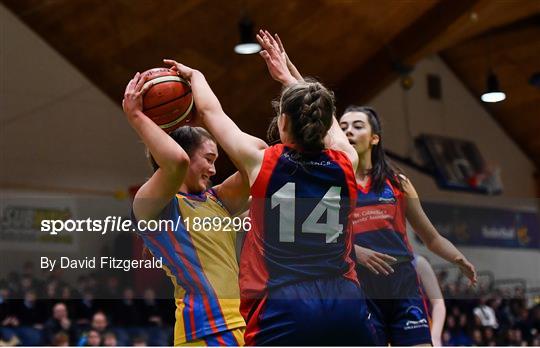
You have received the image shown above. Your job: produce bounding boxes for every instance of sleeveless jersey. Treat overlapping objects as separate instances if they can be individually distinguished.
[133,189,245,345]
[351,178,413,259]
[239,144,358,314]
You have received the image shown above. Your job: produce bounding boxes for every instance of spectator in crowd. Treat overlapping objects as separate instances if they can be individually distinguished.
[471,328,483,346]
[483,327,496,345]
[103,331,118,347]
[90,311,109,334]
[140,288,164,326]
[44,302,77,345]
[132,335,148,346]
[74,290,96,326]
[515,307,534,342]
[113,288,141,327]
[474,296,499,329]
[0,281,13,324]
[51,332,69,346]
[83,329,101,347]
[15,289,45,328]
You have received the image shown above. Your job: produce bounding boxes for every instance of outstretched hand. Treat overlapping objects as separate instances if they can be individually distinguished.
[256,29,297,86]
[272,31,303,81]
[122,72,151,119]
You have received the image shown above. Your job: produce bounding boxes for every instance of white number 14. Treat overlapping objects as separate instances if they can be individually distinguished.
[271,183,343,243]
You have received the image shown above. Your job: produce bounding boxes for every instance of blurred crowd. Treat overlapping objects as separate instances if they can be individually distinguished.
[1,263,540,346]
[437,269,540,346]
[0,263,175,346]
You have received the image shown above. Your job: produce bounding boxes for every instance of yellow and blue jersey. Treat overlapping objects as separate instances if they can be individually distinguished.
[133,189,245,345]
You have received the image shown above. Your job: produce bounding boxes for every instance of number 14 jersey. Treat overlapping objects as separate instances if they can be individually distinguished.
[239,144,359,309]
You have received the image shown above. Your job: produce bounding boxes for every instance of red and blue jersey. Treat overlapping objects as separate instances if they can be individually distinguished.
[351,178,413,259]
[239,144,358,315]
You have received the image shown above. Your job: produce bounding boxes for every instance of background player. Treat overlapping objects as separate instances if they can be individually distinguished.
[414,254,446,346]
[340,105,476,346]
[164,41,376,344]
[123,72,250,346]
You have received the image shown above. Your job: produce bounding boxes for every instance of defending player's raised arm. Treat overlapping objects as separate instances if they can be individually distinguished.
[325,117,359,171]
[257,30,299,85]
[403,177,477,286]
[258,30,358,171]
[163,59,266,181]
[122,72,190,221]
[273,33,303,82]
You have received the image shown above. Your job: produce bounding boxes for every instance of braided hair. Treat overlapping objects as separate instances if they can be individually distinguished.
[278,78,335,153]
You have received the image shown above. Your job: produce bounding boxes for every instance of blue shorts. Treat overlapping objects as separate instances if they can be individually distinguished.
[245,276,378,346]
[357,261,432,346]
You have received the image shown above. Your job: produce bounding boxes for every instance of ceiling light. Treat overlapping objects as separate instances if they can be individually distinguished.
[234,17,261,55]
[481,71,505,103]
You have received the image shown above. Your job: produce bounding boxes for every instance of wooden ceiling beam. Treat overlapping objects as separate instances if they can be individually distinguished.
[333,0,480,109]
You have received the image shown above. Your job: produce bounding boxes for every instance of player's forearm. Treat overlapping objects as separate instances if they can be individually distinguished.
[190,71,264,174]
[425,235,466,265]
[129,111,189,173]
[189,70,224,116]
[407,199,466,264]
[286,59,303,82]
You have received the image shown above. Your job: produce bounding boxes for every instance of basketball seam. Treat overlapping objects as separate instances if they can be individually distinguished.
[159,97,194,130]
[144,89,192,112]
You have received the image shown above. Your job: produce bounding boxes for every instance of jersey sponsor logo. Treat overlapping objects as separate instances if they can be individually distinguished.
[282,152,332,167]
[403,306,429,330]
[378,197,396,204]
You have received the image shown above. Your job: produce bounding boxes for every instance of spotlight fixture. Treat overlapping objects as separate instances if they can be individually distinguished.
[481,71,506,103]
[234,16,261,55]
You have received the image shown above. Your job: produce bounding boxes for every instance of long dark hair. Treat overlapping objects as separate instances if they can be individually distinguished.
[342,105,404,193]
[273,78,335,153]
[147,126,215,172]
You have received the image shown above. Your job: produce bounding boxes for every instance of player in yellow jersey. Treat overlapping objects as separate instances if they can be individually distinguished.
[122,72,262,345]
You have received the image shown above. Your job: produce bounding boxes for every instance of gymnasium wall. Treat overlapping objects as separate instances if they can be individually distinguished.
[367,55,540,287]
[0,189,132,284]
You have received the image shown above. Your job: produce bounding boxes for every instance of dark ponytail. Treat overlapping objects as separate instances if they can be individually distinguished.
[342,106,404,193]
[279,79,335,153]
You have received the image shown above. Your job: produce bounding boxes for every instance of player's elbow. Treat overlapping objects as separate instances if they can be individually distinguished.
[164,153,190,176]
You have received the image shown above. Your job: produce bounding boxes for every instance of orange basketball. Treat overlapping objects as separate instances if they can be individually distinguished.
[141,68,194,133]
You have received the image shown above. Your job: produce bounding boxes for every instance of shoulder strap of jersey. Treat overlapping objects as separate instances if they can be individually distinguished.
[251,144,285,197]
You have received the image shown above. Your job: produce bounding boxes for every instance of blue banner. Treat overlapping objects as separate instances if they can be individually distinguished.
[420,202,540,249]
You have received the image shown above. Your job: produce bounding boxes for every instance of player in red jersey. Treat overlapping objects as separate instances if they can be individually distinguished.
[340,105,476,346]
[164,31,376,345]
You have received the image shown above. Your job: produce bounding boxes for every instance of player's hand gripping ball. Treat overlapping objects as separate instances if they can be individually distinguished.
[141,68,194,133]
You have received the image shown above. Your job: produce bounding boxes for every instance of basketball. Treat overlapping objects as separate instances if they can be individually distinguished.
[141,67,194,133]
